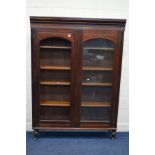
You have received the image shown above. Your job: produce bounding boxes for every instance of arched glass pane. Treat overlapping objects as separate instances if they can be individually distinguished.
[81,38,115,122]
[83,39,114,67]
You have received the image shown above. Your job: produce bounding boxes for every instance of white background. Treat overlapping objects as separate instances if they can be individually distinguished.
[26,0,129,131]
[0,0,155,155]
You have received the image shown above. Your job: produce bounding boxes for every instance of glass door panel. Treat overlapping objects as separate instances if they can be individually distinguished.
[83,39,114,68]
[40,70,70,82]
[40,107,69,120]
[81,107,111,121]
[82,70,113,85]
[82,86,112,102]
[40,85,70,101]
[40,49,70,67]
[81,38,115,123]
[39,37,72,121]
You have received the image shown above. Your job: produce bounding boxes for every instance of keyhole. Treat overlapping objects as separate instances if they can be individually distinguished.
[68,34,71,37]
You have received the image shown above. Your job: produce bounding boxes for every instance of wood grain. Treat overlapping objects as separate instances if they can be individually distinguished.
[30,16,126,132]
[81,102,111,107]
[84,47,114,50]
[83,66,113,71]
[82,82,112,86]
[40,65,71,70]
[40,100,70,106]
[40,81,70,85]
[40,45,71,49]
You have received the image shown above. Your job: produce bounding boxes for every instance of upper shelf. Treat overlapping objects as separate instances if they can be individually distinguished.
[82,82,112,86]
[40,65,71,70]
[40,46,71,49]
[40,66,113,71]
[83,66,113,71]
[40,46,113,50]
[40,81,70,86]
[84,47,114,51]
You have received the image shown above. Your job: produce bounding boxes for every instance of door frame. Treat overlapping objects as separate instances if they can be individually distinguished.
[31,29,77,128]
[77,29,120,129]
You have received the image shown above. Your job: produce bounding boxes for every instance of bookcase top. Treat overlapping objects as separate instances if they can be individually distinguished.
[30,16,126,26]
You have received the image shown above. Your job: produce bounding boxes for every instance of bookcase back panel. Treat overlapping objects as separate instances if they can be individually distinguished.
[40,85,70,101]
[40,107,70,121]
[81,86,112,102]
[40,49,71,66]
[40,37,71,67]
[81,107,111,121]
[82,70,113,83]
[40,70,70,82]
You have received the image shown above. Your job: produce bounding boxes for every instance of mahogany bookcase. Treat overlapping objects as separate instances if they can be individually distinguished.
[30,16,126,139]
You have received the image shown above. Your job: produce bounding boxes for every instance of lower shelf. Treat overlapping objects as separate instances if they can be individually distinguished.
[80,121,110,128]
[39,120,70,128]
[40,120,70,123]
[80,120,110,123]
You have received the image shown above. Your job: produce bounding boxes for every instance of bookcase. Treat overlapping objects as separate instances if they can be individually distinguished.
[30,16,126,139]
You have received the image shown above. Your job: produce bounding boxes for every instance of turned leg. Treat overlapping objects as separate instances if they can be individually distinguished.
[111,130,116,140]
[33,129,39,140]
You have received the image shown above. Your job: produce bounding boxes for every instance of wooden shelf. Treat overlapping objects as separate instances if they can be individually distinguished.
[40,65,71,70]
[84,47,114,50]
[40,81,70,85]
[82,82,112,86]
[40,66,113,71]
[81,102,111,107]
[40,100,70,107]
[40,120,70,123]
[83,66,113,71]
[40,45,71,49]
[80,120,110,123]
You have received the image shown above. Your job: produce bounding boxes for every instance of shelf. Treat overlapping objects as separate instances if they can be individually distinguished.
[81,102,111,107]
[40,100,70,107]
[40,101,111,107]
[40,81,70,85]
[40,66,113,71]
[40,65,71,70]
[84,47,114,50]
[40,45,71,49]
[83,66,113,71]
[40,120,70,123]
[82,82,112,86]
[80,120,110,123]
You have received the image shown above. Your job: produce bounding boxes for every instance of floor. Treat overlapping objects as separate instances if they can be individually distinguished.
[26,131,129,155]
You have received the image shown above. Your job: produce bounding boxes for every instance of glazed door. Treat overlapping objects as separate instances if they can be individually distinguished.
[80,31,119,128]
[33,30,76,128]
